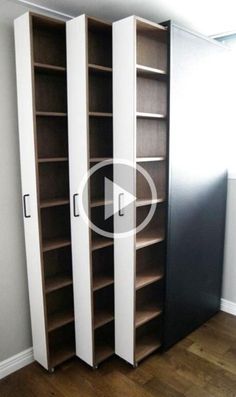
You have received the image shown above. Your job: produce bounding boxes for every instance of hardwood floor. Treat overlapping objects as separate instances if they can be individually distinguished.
[1,312,236,397]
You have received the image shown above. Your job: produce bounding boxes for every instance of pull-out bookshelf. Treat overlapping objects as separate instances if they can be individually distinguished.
[113,16,168,366]
[67,15,114,367]
[14,12,75,371]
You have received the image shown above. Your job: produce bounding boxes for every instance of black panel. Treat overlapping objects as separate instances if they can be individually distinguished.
[163,23,228,348]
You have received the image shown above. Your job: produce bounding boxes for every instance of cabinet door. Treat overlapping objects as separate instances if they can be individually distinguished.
[14,13,48,369]
[113,17,136,365]
[67,16,93,366]
[164,23,228,348]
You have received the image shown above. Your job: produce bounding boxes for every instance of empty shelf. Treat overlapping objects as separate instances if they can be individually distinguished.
[136,157,165,162]
[45,274,73,294]
[92,236,113,251]
[136,271,163,290]
[90,199,113,208]
[136,198,165,207]
[136,232,165,250]
[93,274,114,292]
[88,63,112,73]
[136,305,162,328]
[136,64,166,79]
[95,342,114,365]
[136,112,165,119]
[42,237,71,252]
[136,333,161,363]
[34,62,66,74]
[36,111,67,117]
[94,309,114,329]
[48,309,74,332]
[40,198,69,208]
[50,343,75,368]
[89,112,112,117]
[90,157,112,163]
[38,157,68,163]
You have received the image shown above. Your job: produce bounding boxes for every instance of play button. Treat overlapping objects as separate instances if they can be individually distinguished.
[104,177,136,220]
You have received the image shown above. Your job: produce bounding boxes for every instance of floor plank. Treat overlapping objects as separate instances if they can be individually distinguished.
[0,312,235,397]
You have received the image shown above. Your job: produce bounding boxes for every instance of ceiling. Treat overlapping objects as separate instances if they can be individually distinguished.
[16,0,236,36]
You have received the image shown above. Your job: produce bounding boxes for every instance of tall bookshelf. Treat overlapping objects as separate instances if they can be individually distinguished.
[67,15,114,368]
[14,12,75,371]
[113,16,168,366]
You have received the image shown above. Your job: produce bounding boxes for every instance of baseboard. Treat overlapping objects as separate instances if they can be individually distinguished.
[0,348,34,380]
[221,298,236,316]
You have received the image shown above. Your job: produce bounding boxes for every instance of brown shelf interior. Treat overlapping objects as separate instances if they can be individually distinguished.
[94,285,114,329]
[136,161,166,202]
[93,246,114,291]
[36,117,68,159]
[46,286,74,332]
[38,162,69,202]
[135,317,162,363]
[136,21,167,72]
[87,18,114,366]
[88,18,112,68]
[31,14,74,369]
[89,70,112,113]
[136,243,165,290]
[32,15,66,67]
[44,246,73,294]
[137,75,167,116]
[136,204,166,249]
[137,118,167,158]
[136,282,163,328]
[90,163,113,204]
[89,117,113,158]
[94,322,114,365]
[48,323,75,369]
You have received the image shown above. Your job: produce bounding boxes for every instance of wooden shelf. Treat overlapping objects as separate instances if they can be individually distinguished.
[94,309,114,329]
[136,198,165,207]
[136,305,162,328]
[95,342,114,365]
[48,309,74,332]
[34,62,66,74]
[136,112,165,119]
[91,199,113,208]
[89,112,112,117]
[93,274,114,292]
[136,271,163,290]
[42,237,71,252]
[88,63,112,73]
[136,64,166,79]
[36,111,67,117]
[136,232,165,250]
[50,343,75,368]
[90,157,112,163]
[45,274,73,294]
[92,236,113,251]
[38,157,68,163]
[40,198,69,208]
[136,157,165,162]
[136,333,161,363]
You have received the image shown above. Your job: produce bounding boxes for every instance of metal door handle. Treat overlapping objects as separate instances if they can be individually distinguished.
[119,193,124,216]
[73,194,79,217]
[23,194,31,218]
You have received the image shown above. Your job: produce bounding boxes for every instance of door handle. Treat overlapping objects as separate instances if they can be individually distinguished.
[73,194,79,217]
[23,194,31,218]
[119,193,124,216]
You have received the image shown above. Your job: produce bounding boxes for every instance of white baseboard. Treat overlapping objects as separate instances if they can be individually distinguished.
[221,298,236,316]
[0,348,34,380]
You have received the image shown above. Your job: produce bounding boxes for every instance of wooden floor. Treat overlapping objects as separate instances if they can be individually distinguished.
[1,311,236,397]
